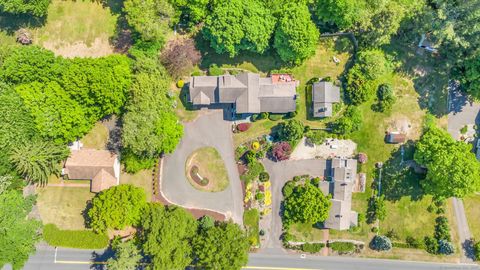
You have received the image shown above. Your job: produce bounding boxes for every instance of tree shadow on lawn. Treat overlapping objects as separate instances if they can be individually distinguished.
[195,34,284,73]
[0,12,46,34]
[379,141,426,202]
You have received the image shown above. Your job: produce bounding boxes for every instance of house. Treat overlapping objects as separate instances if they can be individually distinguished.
[188,72,298,114]
[63,149,120,193]
[318,158,358,230]
[312,81,340,118]
[385,132,406,144]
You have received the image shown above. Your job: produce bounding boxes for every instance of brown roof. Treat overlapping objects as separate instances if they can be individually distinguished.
[91,169,118,193]
[65,149,117,180]
[386,133,406,143]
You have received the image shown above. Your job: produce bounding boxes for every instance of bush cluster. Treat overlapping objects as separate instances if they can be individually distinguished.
[43,224,109,249]
[271,141,292,161]
[236,123,251,132]
[301,243,325,253]
[330,242,355,253]
[369,235,392,251]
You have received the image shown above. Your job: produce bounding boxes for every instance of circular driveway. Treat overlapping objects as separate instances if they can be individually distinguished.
[161,110,243,224]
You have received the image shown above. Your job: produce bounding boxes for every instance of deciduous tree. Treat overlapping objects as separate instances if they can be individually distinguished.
[140,204,197,270]
[160,38,201,79]
[274,3,319,64]
[282,182,331,225]
[202,0,276,57]
[330,106,362,134]
[192,222,249,269]
[106,240,142,270]
[0,190,41,270]
[88,185,147,232]
[0,0,50,16]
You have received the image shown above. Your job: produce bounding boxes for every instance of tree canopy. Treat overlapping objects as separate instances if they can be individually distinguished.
[0,0,50,16]
[278,119,305,145]
[123,0,177,43]
[192,221,249,270]
[282,181,331,225]
[0,190,41,270]
[10,140,69,185]
[330,106,363,134]
[140,204,197,270]
[88,185,147,232]
[107,240,142,270]
[274,3,319,64]
[414,124,480,198]
[202,0,276,57]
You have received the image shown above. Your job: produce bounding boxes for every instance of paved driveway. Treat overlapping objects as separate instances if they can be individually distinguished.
[260,159,328,253]
[448,87,480,140]
[161,110,243,224]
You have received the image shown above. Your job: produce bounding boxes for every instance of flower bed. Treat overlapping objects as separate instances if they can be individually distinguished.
[190,165,209,186]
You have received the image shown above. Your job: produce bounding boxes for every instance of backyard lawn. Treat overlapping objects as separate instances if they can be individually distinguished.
[463,195,480,240]
[185,147,229,192]
[80,122,109,149]
[37,186,93,230]
[120,168,153,202]
[29,0,117,57]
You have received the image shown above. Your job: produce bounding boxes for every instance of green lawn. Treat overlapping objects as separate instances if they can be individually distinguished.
[81,122,109,150]
[244,209,260,247]
[31,0,117,57]
[185,147,229,192]
[120,168,153,202]
[463,195,480,240]
[37,186,93,230]
[289,223,327,242]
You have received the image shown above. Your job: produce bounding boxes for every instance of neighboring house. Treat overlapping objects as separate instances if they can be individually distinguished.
[319,158,358,230]
[385,132,406,144]
[63,148,120,193]
[312,81,340,118]
[188,72,298,114]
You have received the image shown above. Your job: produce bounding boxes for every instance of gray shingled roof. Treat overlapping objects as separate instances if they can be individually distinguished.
[312,81,340,118]
[188,72,297,114]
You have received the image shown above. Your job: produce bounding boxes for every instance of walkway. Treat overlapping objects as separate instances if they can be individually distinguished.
[161,110,243,224]
[260,158,328,254]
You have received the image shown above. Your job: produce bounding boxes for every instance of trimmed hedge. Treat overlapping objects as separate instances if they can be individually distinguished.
[268,113,284,121]
[330,242,355,253]
[301,243,325,253]
[43,224,109,249]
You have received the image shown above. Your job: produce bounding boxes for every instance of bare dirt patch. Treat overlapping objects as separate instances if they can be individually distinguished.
[42,38,113,58]
[385,114,421,140]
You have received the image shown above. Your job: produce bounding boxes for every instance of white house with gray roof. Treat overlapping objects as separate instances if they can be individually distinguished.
[319,158,358,230]
[189,72,298,114]
[312,81,340,117]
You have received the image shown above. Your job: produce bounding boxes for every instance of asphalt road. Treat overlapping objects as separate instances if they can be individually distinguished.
[19,246,480,270]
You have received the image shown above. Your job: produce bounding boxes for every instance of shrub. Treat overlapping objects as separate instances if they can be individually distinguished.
[245,151,257,164]
[385,229,399,240]
[392,242,409,248]
[322,76,332,82]
[282,181,295,197]
[301,243,325,253]
[474,241,480,261]
[369,235,392,251]
[371,226,379,233]
[43,224,108,249]
[374,83,396,112]
[357,213,365,223]
[255,192,265,201]
[278,119,304,144]
[434,216,451,241]
[438,240,455,255]
[251,141,260,150]
[330,242,355,253]
[208,64,224,76]
[259,172,270,182]
[268,114,284,121]
[424,236,438,254]
[235,145,248,161]
[198,215,215,230]
[460,125,468,134]
[330,106,363,135]
[305,130,327,145]
[271,141,292,161]
[122,151,157,173]
[310,177,320,186]
[358,153,368,164]
[406,236,424,249]
[200,178,209,186]
[160,38,201,79]
[237,123,251,132]
[177,80,185,88]
[240,160,265,183]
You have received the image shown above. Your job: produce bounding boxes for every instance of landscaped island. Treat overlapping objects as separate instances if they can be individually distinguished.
[186,147,229,192]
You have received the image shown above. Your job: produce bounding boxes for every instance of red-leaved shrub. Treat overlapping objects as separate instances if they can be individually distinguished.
[358,153,368,164]
[272,141,292,161]
[237,123,251,132]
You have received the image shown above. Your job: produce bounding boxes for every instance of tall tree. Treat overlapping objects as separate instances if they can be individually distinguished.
[60,55,132,121]
[274,3,319,64]
[282,182,331,225]
[0,0,50,16]
[414,124,480,198]
[170,0,209,27]
[15,81,91,143]
[10,140,69,185]
[88,185,147,232]
[202,0,276,57]
[121,67,183,167]
[106,240,142,270]
[160,38,202,79]
[0,190,41,270]
[140,204,197,270]
[123,0,177,42]
[192,222,249,270]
